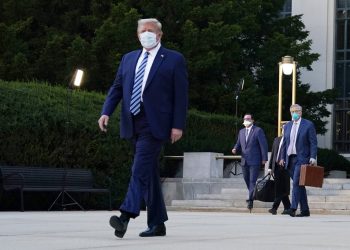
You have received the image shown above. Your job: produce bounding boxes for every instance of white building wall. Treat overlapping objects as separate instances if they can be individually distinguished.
[292,0,335,149]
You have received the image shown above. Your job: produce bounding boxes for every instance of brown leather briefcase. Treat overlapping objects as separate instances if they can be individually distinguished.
[299,165,324,188]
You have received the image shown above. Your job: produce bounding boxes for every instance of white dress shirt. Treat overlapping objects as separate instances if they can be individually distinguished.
[245,126,252,142]
[287,118,301,156]
[276,137,284,163]
[135,43,161,101]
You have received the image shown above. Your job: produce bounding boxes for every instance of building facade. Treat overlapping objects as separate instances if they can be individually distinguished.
[289,0,350,152]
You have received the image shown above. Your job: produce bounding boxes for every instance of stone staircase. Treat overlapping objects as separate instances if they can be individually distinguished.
[169,178,350,215]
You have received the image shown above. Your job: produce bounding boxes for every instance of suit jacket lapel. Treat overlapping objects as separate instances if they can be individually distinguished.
[144,47,165,90]
[241,129,246,148]
[285,122,292,146]
[245,126,254,146]
[296,119,304,144]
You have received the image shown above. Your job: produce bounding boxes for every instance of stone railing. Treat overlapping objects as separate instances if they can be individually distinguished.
[163,153,243,179]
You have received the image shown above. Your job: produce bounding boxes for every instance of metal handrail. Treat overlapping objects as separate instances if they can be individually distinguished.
[163,155,242,160]
[215,155,241,160]
[163,156,184,159]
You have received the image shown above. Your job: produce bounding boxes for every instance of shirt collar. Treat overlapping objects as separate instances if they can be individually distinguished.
[142,42,161,58]
[293,118,302,125]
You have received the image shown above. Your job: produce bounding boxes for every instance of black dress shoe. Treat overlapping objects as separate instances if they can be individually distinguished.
[296,210,310,217]
[268,208,277,215]
[109,215,129,238]
[281,209,290,215]
[247,200,253,212]
[285,208,296,217]
[139,223,166,237]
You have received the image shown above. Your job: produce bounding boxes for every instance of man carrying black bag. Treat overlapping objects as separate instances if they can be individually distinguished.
[267,123,291,215]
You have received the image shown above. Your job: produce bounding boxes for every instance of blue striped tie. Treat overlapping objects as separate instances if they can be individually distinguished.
[130,52,149,115]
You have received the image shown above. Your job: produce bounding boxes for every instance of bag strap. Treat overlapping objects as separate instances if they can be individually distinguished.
[262,173,272,180]
[256,173,273,184]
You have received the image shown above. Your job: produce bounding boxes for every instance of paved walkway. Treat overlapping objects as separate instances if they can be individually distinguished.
[0,210,349,250]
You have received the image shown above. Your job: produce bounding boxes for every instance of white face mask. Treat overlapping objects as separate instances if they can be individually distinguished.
[139,31,158,49]
[243,120,252,127]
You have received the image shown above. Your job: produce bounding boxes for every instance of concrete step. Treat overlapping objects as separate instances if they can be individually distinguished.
[232,200,273,208]
[172,199,234,207]
[323,178,350,184]
[221,188,248,195]
[225,183,350,189]
[308,183,350,190]
[181,178,246,184]
[166,177,350,215]
[178,178,350,185]
[167,205,276,214]
[317,183,344,190]
[221,188,350,196]
[167,205,350,215]
[307,189,350,195]
[308,202,350,210]
[196,193,350,203]
[308,195,350,202]
[172,198,350,210]
[171,199,273,208]
[196,193,247,200]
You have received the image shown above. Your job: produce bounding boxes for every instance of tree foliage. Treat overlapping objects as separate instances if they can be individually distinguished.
[0,0,335,134]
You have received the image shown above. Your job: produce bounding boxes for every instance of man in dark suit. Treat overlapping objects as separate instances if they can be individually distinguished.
[279,104,317,217]
[98,18,188,238]
[232,114,268,210]
[267,123,291,215]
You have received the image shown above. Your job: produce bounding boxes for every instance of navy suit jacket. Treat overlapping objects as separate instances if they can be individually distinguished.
[279,118,317,167]
[233,125,268,166]
[101,46,188,140]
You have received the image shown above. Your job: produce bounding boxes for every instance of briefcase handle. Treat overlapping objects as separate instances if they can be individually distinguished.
[258,173,274,183]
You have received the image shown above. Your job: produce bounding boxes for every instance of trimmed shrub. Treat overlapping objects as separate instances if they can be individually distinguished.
[317,148,350,176]
[0,80,276,209]
[0,80,132,209]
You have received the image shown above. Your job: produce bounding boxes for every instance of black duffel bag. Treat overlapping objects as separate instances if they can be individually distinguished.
[253,173,275,202]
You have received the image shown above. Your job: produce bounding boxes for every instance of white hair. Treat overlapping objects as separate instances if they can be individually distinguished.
[290,104,302,112]
[137,18,162,32]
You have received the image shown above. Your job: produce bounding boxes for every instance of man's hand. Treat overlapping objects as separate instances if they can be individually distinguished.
[98,115,109,132]
[232,148,236,155]
[262,160,267,165]
[171,128,183,144]
[279,159,285,166]
[309,158,317,166]
[267,169,272,175]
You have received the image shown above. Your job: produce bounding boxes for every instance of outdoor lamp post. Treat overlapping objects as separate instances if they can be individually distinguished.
[66,69,84,164]
[66,68,84,152]
[234,78,244,136]
[278,56,297,136]
[49,69,84,211]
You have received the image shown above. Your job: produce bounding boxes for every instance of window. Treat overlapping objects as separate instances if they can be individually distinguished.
[334,0,350,151]
[280,0,292,17]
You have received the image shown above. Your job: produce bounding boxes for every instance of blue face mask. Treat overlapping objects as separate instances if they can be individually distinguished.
[292,112,300,121]
[139,31,157,49]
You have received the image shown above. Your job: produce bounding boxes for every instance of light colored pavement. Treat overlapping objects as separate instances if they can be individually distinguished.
[0,210,349,250]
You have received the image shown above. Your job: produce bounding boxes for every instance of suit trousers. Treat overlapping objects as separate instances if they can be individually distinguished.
[272,164,291,210]
[288,155,309,211]
[242,164,260,201]
[119,108,168,227]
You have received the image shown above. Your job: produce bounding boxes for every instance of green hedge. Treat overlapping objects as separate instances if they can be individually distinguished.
[0,80,132,210]
[0,80,250,209]
[317,148,350,176]
[1,80,346,209]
